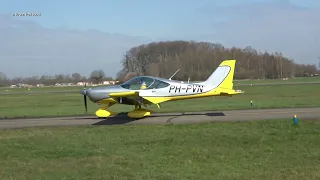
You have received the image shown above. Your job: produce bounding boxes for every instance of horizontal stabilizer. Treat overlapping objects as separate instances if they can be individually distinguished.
[219,89,244,96]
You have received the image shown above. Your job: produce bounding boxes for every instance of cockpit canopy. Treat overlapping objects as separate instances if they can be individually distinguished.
[120,76,170,90]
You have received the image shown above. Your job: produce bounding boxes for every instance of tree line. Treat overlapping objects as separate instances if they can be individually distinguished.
[0,70,113,87]
[116,41,319,81]
[1,40,318,87]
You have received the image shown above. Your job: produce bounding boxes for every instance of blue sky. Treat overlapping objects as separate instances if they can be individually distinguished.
[2,0,318,37]
[0,0,319,77]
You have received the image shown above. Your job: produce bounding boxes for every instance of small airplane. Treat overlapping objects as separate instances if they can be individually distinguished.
[80,59,243,119]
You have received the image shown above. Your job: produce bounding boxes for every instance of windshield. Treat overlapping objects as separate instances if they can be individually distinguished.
[120,76,155,90]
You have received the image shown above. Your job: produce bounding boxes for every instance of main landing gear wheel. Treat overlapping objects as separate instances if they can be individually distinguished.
[126,104,153,119]
[127,108,153,119]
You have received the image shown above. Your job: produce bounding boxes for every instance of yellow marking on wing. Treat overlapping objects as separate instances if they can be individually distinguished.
[142,88,243,104]
[96,98,118,105]
[142,97,172,104]
[109,91,139,97]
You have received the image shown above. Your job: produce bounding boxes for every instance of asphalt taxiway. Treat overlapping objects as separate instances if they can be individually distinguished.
[0,107,319,129]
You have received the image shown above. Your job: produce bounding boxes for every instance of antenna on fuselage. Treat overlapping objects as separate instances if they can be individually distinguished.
[169,69,180,80]
[188,78,190,83]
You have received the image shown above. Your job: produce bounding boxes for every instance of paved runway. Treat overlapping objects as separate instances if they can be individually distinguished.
[0,107,319,129]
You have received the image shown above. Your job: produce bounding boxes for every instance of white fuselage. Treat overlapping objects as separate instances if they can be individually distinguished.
[138,82,215,97]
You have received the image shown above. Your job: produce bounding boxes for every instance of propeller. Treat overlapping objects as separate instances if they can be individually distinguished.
[82,83,88,113]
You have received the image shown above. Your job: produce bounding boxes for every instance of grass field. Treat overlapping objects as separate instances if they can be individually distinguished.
[1,83,320,118]
[0,120,320,179]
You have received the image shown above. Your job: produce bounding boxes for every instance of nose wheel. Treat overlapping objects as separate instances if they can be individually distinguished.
[95,102,118,118]
[95,108,117,118]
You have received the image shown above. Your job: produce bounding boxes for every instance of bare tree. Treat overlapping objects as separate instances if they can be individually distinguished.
[0,72,8,86]
[123,72,139,82]
[71,73,82,82]
[90,70,105,83]
[116,40,317,80]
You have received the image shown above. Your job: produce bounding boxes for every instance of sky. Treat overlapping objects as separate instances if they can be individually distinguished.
[0,0,319,78]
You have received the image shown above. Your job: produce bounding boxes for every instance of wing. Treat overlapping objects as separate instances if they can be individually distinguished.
[108,91,139,97]
[108,90,162,108]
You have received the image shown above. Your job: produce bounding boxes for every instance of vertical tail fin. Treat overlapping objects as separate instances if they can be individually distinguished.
[200,59,236,90]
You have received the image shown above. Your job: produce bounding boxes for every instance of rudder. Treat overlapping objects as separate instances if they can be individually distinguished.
[200,59,236,90]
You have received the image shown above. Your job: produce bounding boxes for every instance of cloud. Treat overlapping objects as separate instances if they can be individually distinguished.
[0,14,152,78]
[1,0,319,78]
[195,0,320,65]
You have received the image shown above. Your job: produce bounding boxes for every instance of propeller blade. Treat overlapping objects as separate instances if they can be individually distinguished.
[83,82,87,113]
[84,94,87,112]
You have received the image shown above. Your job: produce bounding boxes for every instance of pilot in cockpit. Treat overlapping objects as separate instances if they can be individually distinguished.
[140,81,147,90]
